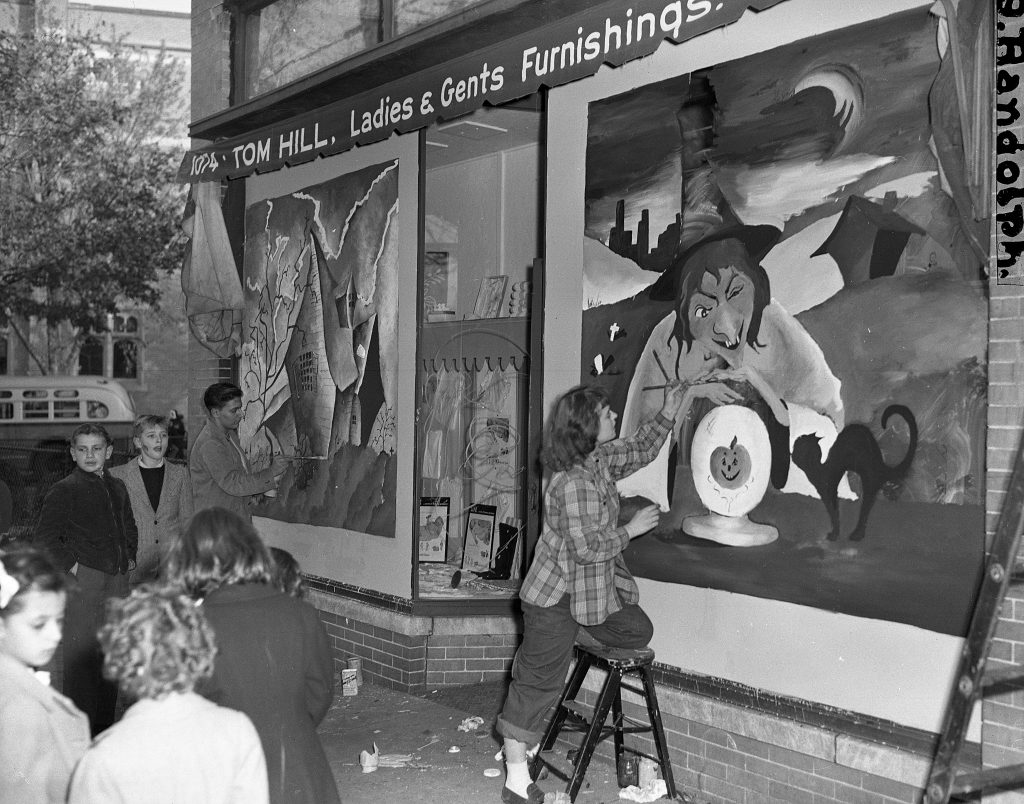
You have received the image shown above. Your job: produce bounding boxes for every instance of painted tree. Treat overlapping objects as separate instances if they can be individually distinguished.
[0,23,187,372]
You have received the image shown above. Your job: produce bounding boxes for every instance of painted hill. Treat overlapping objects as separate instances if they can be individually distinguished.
[582,236,658,307]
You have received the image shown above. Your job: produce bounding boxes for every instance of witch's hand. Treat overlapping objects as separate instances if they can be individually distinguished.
[690,381,742,406]
[707,366,789,425]
[712,364,759,385]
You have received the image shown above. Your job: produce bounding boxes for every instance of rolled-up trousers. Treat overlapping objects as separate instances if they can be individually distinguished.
[496,594,653,747]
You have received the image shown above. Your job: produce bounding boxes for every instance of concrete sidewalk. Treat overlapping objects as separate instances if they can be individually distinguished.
[322,681,628,804]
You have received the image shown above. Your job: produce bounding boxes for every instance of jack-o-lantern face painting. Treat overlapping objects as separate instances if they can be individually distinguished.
[709,435,751,489]
[686,404,778,546]
[690,404,772,520]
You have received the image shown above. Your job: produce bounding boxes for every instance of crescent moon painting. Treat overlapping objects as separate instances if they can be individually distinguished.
[792,65,864,155]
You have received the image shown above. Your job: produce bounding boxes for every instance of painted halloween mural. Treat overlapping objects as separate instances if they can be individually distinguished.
[238,159,400,536]
[580,7,987,636]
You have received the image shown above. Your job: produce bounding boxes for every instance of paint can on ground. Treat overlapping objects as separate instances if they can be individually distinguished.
[638,757,659,787]
[342,668,358,696]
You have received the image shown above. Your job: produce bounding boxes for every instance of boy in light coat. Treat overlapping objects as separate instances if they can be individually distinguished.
[110,415,193,586]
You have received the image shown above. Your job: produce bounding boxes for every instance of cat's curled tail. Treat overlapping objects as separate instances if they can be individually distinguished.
[880,404,917,479]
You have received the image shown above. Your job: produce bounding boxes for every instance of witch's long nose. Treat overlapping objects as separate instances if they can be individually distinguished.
[713,304,743,346]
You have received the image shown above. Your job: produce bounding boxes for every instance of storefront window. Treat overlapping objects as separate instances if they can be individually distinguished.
[416,100,542,601]
[238,0,489,101]
[241,0,382,100]
[393,0,482,35]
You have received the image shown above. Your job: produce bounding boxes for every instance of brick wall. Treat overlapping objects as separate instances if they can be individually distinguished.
[309,589,949,802]
[319,609,429,690]
[984,4,1024,802]
[563,674,931,804]
[309,590,518,694]
[425,634,518,687]
[985,287,1024,804]
[313,615,519,692]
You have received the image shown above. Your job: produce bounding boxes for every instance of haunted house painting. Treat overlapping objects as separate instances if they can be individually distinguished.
[580,6,990,636]
[237,159,400,536]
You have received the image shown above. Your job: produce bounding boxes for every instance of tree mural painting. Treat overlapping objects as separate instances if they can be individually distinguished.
[239,160,400,536]
[578,6,989,636]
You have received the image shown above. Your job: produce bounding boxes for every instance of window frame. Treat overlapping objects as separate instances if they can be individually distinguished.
[112,338,140,381]
[78,335,106,377]
[231,0,392,105]
[77,313,145,385]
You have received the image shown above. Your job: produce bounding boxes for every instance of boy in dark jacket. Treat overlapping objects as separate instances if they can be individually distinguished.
[35,423,138,735]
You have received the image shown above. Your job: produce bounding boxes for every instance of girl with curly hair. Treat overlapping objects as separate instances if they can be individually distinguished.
[68,585,268,803]
[164,507,339,804]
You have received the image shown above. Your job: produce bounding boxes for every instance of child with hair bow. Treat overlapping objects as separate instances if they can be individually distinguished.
[0,545,90,803]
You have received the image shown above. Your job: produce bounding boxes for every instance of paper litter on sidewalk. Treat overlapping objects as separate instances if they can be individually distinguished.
[457,715,484,732]
[618,779,668,802]
[358,742,415,772]
[377,753,415,767]
[358,744,379,773]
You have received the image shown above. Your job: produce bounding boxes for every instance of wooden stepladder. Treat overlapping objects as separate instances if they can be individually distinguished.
[925,432,1024,803]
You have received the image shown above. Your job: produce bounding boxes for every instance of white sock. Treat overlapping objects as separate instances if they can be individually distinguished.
[505,760,531,796]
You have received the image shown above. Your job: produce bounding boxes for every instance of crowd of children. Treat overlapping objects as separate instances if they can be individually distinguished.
[0,527,327,803]
[0,381,328,804]
[0,377,683,804]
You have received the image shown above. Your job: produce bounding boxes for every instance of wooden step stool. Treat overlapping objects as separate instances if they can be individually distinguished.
[530,643,678,802]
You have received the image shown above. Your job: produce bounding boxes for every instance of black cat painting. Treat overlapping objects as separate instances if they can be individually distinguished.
[792,405,918,542]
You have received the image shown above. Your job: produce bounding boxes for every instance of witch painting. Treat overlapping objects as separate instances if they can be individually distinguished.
[616,223,852,518]
[578,3,989,634]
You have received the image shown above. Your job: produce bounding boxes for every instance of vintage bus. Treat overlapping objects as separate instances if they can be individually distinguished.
[0,376,136,485]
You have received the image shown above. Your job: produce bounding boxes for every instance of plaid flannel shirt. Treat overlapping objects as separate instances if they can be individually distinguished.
[520,412,674,626]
